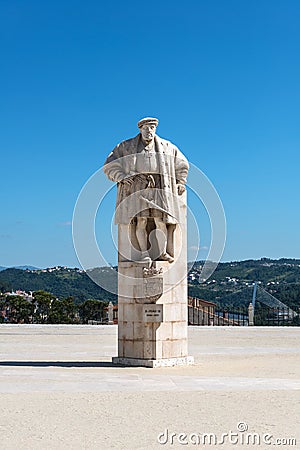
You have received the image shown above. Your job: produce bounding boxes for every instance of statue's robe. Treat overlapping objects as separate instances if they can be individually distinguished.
[103,134,189,224]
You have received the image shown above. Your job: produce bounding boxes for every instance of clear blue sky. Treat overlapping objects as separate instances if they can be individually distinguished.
[1,0,300,268]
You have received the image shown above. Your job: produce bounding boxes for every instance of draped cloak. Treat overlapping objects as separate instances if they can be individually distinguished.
[103,134,189,225]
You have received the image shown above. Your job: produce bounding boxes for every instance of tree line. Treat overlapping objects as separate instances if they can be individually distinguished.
[0,290,108,324]
[0,267,117,304]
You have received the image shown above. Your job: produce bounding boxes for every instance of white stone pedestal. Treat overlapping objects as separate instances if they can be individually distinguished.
[113,192,193,368]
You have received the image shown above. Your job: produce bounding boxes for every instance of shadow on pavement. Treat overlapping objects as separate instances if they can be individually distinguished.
[0,361,124,368]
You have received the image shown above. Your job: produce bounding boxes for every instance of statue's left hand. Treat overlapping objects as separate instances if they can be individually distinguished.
[147,175,155,188]
[177,184,186,195]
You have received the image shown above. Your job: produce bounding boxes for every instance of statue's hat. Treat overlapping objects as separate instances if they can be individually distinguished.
[137,117,159,128]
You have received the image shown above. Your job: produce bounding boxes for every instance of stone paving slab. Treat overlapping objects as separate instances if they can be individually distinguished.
[0,325,299,449]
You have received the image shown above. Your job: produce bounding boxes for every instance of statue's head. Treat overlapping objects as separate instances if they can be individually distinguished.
[138,117,159,142]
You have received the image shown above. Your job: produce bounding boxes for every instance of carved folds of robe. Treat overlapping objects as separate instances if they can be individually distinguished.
[103,134,189,225]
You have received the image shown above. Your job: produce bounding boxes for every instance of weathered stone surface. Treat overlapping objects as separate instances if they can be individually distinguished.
[116,241,191,364]
[112,356,194,368]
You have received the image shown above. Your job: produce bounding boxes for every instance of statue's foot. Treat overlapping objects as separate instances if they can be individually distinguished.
[140,252,152,264]
[141,256,152,262]
[160,252,174,263]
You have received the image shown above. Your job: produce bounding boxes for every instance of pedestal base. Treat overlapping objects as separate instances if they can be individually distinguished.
[112,356,194,368]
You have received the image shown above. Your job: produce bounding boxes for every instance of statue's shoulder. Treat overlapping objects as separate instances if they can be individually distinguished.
[116,134,139,151]
[156,135,179,152]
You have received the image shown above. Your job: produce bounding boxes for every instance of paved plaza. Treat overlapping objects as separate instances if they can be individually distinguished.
[0,325,299,449]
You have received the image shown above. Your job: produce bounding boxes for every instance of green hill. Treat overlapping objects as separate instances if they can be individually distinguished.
[0,258,300,309]
[188,258,300,310]
[0,267,117,303]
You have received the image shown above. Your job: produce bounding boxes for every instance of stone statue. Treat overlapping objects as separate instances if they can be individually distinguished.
[107,301,114,325]
[105,118,193,367]
[104,117,189,263]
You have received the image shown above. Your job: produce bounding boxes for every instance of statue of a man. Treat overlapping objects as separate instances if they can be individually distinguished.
[103,117,189,263]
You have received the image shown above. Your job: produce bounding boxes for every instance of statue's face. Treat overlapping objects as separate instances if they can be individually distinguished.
[140,124,157,141]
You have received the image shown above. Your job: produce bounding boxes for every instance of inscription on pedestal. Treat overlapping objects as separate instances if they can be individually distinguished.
[143,304,163,323]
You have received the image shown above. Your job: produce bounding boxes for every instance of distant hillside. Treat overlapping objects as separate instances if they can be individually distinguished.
[188,258,300,310]
[0,267,117,304]
[189,258,300,283]
[0,259,300,308]
[0,265,40,271]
